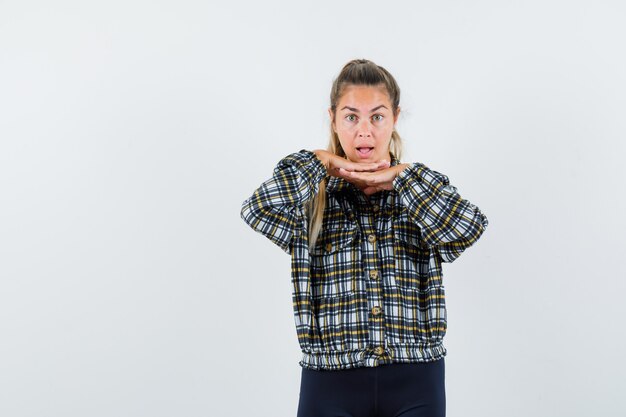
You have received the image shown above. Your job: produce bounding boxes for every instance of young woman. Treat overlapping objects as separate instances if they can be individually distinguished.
[241,59,489,417]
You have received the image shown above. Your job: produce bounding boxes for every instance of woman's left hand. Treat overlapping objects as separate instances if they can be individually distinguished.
[337,163,411,196]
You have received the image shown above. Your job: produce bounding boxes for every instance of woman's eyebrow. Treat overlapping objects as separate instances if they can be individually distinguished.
[340,105,388,112]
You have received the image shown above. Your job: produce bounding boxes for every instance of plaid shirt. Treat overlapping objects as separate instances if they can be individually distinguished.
[240,149,489,371]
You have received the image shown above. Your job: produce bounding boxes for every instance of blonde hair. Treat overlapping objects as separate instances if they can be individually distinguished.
[305,59,404,251]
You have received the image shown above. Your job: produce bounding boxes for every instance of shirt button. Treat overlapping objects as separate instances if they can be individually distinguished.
[325,243,333,252]
[373,205,380,213]
[371,306,382,316]
[373,346,385,355]
[368,234,376,244]
[369,270,379,280]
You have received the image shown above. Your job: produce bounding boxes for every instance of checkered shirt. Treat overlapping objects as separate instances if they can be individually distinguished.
[240,149,489,370]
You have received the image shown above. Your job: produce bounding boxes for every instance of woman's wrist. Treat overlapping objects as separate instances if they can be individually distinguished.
[395,163,411,177]
[313,149,330,170]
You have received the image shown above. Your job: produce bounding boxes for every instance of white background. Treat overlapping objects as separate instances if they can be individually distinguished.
[1,1,625,416]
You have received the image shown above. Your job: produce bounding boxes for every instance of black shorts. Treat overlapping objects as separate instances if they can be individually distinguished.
[297,358,445,417]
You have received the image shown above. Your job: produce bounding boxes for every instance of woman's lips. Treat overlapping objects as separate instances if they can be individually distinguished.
[356,147,374,157]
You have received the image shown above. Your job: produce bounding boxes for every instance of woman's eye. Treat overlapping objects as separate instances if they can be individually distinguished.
[346,114,357,122]
[372,114,383,121]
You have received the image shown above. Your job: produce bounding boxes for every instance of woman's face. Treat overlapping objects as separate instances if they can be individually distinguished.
[329,84,399,163]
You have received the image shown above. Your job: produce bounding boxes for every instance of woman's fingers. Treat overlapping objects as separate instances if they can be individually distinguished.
[341,166,397,188]
[347,160,390,172]
[341,168,380,183]
[334,159,389,173]
[329,160,387,178]
[336,167,396,195]
[338,168,382,190]
[336,168,368,187]
[327,153,389,174]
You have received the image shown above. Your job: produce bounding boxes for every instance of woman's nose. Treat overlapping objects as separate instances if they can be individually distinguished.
[357,121,372,137]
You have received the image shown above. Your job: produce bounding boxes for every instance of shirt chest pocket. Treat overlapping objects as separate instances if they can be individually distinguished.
[392,220,440,290]
[309,228,360,299]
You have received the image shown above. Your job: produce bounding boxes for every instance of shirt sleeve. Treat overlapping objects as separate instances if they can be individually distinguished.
[240,149,327,254]
[392,162,489,263]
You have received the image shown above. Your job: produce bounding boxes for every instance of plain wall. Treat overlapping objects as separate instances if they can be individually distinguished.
[1,1,624,416]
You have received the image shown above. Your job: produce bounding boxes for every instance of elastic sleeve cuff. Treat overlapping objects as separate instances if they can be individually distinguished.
[391,162,454,248]
[276,149,328,201]
[392,162,445,193]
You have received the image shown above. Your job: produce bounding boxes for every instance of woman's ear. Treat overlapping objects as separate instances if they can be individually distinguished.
[328,107,336,132]
[394,106,401,125]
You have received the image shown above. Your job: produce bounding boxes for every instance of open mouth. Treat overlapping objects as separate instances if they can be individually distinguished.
[356,147,374,157]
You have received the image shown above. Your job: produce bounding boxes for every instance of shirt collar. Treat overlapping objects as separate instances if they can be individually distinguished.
[326,151,400,194]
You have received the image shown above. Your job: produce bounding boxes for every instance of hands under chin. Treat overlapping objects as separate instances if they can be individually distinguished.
[337,163,411,196]
[313,150,411,196]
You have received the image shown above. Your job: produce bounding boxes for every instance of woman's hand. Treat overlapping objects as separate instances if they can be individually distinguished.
[314,149,390,176]
[338,163,412,196]
[313,149,410,196]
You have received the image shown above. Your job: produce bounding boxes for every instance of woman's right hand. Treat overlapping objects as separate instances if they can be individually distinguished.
[313,149,390,178]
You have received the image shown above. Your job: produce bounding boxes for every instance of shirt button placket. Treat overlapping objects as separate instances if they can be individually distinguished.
[362,195,387,364]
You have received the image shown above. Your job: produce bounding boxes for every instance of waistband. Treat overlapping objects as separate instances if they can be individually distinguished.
[299,342,447,371]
